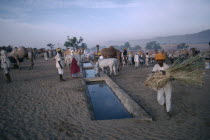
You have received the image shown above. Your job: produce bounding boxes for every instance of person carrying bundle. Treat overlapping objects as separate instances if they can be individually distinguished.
[145,52,205,118]
[152,53,172,116]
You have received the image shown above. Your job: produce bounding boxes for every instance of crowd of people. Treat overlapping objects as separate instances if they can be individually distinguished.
[0,46,203,83]
[119,48,202,68]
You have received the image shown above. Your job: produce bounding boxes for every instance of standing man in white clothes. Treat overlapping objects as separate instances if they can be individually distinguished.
[1,50,11,83]
[54,48,65,81]
[145,52,149,67]
[44,51,48,61]
[134,53,139,68]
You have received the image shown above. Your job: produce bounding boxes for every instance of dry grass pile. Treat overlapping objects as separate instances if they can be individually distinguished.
[144,55,205,89]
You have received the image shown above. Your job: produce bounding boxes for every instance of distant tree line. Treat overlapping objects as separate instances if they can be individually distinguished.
[177,43,189,50]
[47,43,55,50]
[113,42,141,51]
[145,41,161,50]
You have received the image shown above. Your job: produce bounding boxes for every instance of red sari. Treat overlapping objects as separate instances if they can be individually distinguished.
[70,58,80,74]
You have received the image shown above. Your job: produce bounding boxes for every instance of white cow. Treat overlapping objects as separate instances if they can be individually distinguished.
[95,58,119,76]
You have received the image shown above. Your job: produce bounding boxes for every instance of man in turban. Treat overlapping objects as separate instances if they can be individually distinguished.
[152,53,172,117]
[54,48,65,81]
[123,48,128,65]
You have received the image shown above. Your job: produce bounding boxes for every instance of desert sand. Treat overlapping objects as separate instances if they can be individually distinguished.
[0,58,210,140]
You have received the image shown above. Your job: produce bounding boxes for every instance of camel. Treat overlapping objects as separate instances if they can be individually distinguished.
[7,47,34,70]
[100,46,122,70]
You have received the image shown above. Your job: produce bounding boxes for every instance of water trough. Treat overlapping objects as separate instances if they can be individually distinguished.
[81,62,152,121]
[86,81,131,120]
[83,69,96,78]
[82,62,93,68]
[82,62,96,78]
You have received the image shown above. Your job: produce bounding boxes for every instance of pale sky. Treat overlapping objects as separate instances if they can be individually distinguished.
[0,0,210,48]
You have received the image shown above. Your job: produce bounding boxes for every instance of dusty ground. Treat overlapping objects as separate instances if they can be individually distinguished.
[0,58,210,140]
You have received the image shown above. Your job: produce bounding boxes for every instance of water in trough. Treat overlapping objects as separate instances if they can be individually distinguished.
[83,63,92,67]
[84,69,96,78]
[86,81,131,120]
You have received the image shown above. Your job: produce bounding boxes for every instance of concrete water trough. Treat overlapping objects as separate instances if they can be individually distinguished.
[82,62,93,68]
[86,81,131,120]
[82,62,96,78]
[83,69,96,78]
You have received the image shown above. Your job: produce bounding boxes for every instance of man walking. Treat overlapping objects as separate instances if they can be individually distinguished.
[152,53,172,117]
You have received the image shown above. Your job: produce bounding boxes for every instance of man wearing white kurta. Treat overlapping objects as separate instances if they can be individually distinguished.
[145,53,149,67]
[54,48,65,81]
[1,50,11,83]
[44,51,48,61]
[128,53,132,65]
[152,53,172,116]
[134,53,139,68]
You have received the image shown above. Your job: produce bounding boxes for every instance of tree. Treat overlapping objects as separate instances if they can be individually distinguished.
[119,42,131,51]
[80,43,87,49]
[124,42,131,49]
[112,45,120,50]
[64,36,83,49]
[132,45,141,51]
[145,41,161,50]
[47,43,55,50]
[177,43,189,50]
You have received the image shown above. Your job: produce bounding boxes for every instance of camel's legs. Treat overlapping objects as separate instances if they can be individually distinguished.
[30,58,34,70]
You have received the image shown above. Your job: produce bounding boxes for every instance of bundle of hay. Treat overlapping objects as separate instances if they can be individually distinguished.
[144,55,205,89]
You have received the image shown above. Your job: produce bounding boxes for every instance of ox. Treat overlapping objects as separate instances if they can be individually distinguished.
[95,58,119,76]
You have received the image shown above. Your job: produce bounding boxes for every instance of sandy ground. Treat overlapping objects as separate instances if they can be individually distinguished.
[0,58,210,140]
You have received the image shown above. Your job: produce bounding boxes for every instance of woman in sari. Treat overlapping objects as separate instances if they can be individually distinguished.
[70,58,80,78]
